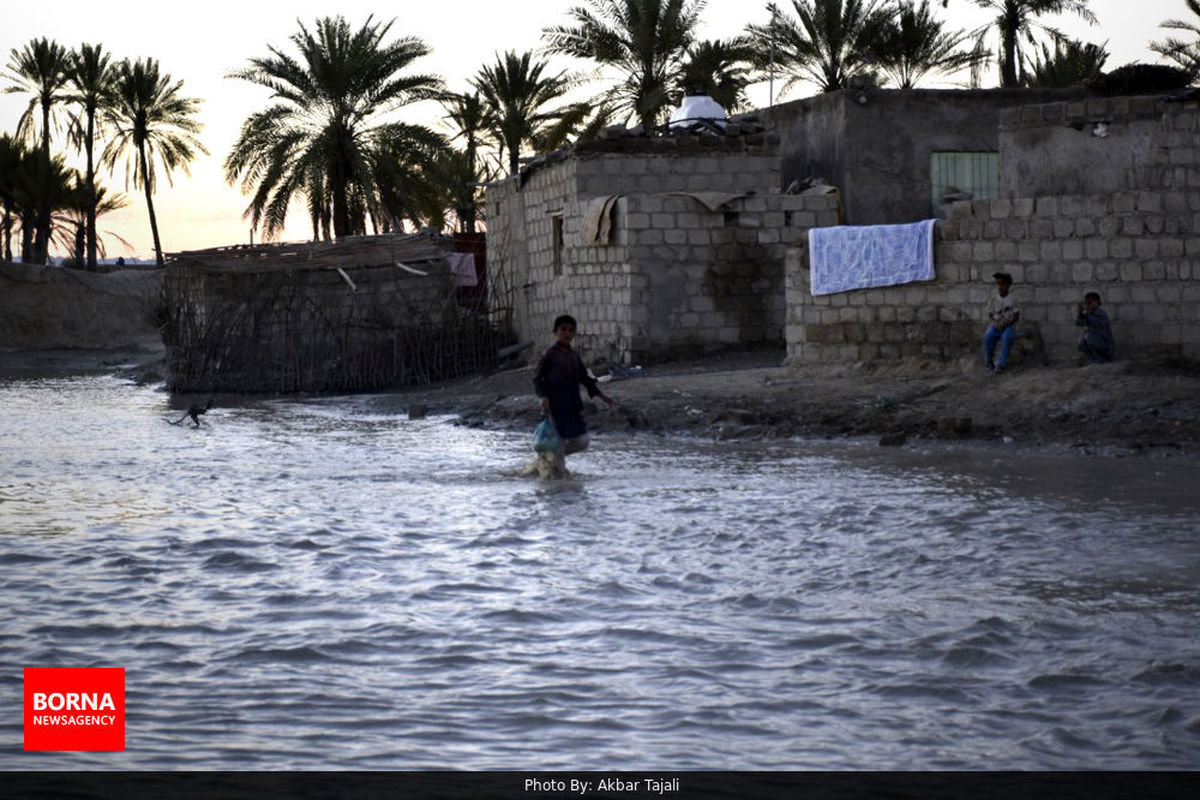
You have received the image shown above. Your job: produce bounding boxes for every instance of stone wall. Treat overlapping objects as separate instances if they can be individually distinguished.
[787,98,1200,368]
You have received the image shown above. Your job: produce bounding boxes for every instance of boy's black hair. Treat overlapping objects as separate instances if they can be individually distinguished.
[992,272,1013,285]
[1084,291,1102,303]
[553,314,577,331]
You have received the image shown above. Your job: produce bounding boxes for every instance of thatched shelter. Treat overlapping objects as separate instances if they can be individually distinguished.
[163,233,510,394]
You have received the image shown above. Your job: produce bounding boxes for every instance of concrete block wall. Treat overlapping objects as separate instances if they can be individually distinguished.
[1000,97,1197,198]
[484,138,828,366]
[559,195,636,363]
[762,87,1086,225]
[787,98,1200,368]
[624,192,840,363]
[785,236,982,366]
[787,191,1200,366]
[486,158,585,354]
[571,148,782,197]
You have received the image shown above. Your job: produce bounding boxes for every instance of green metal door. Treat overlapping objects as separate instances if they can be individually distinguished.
[930,151,999,210]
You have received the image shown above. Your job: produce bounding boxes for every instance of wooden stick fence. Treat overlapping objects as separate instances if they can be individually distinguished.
[163,234,512,394]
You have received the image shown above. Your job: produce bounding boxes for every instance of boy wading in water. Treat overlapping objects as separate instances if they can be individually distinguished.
[527,314,616,479]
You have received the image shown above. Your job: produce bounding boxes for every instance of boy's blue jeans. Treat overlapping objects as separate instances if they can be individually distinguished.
[983,325,1016,369]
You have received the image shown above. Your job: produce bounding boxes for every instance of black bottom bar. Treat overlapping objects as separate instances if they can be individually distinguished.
[3,771,1199,800]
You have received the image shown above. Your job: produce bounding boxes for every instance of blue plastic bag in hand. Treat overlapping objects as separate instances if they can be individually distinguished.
[532,414,562,453]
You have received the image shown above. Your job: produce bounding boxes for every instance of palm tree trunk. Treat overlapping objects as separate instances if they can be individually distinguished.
[2,208,11,262]
[139,143,164,266]
[85,111,98,271]
[331,154,351,238]
[638,78,655,131]
[35,102,52,264]
[21,211,34,261]
[1000,3,1021,88]
[332,186,349,238]
[464,139,478,234]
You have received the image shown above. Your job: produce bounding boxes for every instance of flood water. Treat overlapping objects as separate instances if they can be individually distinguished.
[1,374,1198,770]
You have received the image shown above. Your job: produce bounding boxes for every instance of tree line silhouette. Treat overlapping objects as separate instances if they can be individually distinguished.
[4,1,1198,262]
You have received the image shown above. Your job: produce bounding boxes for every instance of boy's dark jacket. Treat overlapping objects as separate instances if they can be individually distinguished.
[533,343,602,438]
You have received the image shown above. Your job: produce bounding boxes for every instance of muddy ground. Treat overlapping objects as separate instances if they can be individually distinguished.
[395,348,1200,458]
[4,343,1198,458]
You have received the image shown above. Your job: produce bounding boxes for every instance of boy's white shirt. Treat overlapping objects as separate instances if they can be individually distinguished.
[988,292,1018,323]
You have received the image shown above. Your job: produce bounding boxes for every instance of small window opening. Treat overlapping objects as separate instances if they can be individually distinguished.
[552,215,564,276]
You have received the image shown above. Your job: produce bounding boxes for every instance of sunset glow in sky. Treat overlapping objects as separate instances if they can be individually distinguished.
[1,0,1184,259]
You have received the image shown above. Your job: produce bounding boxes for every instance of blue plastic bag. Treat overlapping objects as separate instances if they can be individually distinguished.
[532,415,562,453]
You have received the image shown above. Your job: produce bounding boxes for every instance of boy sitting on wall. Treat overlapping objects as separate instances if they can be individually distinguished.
[983,272,1020,374]
[1076,291,1116,364]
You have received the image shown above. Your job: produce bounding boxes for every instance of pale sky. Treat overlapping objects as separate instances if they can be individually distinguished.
[0,0,1186,259]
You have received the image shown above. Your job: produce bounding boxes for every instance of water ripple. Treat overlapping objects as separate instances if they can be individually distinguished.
[1,375,1198,770]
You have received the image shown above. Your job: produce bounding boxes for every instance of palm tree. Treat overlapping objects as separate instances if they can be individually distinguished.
[2,151,84,261]
[940,1,1097,88]
[31,156,76,259]
[1152,0,1200,80]
[370,124,453,233]
[66,43,116,270]
[0,136,39,262]
[101,57,206,266]
[473,51,589,176]
[440,91,496,233]
[0,134,27,261]
[746,0,890,95]
[61,183,130,268]
[865,0,986,88]
[1024,38,1107,87]
[225,15,444,242]
[4,37,72,263]
[430,148,499,235]
[543,0,707,130]
[677,38,758,112]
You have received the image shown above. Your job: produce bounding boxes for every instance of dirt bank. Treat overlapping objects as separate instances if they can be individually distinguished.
[4,321,1197,457]
[394,349,1200,457]
[0,261,163,351]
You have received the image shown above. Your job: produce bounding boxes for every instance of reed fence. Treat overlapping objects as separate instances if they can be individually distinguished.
[163,234,512,394]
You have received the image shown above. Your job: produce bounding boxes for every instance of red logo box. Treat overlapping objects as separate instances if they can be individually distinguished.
[24,668,125,751]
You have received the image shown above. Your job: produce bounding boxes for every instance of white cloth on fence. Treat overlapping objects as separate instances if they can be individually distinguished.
[808,219,937,296]
[447,252,478,287]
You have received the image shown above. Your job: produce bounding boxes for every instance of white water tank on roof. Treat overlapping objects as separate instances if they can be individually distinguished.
[669,93,727,130]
